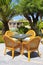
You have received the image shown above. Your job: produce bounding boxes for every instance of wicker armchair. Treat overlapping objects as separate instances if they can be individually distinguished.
[3,35,21,58]
[5,30,14,37]
[22,36,41,61]
[26,30,36,39]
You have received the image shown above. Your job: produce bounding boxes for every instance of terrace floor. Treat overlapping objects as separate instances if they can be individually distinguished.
[0,43,43,65]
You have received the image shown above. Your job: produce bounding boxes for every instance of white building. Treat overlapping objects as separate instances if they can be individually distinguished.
[8,20,23,31]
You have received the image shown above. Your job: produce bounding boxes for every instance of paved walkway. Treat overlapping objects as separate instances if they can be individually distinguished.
[0,43,43,65]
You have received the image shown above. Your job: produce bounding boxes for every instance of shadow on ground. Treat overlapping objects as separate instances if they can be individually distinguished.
[7,51,39,58]
[7,51,20,57]
[24,52,39,58]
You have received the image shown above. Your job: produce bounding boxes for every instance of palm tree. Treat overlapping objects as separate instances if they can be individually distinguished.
[0,0,17,34]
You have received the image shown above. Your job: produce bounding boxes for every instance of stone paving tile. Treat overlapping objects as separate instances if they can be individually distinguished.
[0,43,43,65]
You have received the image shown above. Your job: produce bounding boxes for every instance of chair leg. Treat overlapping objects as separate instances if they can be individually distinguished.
[38,50,41,57]
[20,45,24,55]
[20,46,21,54]
[28,51,30,61]
[4,47,6,55]
[21,46,24,55]
[12,50,14,58]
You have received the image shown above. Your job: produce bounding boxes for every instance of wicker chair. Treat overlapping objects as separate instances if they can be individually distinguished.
[5,30,14,37]
[3,35,21,58]
[22,36,41,61]
[26,30,36,39]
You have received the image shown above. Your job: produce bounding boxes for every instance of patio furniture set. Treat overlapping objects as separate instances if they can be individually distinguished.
[3,30,41,61]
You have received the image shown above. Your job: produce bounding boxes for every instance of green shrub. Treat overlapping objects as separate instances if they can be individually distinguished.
[23,22,30,26]
[0,22,3,30]
[0,30,4,43]
[18,26,29,34]
[39,22,43,29]
[0,35,4,43]
[37,21,43,30]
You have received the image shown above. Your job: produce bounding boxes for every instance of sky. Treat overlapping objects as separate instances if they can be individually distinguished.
[12,15,25,21]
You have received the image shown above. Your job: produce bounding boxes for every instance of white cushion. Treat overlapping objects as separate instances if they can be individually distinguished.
[23,37,30,41]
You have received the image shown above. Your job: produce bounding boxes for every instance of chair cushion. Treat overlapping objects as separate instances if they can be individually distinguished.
[23,37,30,41]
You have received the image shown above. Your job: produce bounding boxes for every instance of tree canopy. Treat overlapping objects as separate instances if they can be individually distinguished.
[0,0,43,35]
[15,0,43,35]
[0,0,17,34]
[16,0,43,15]
[0,0,16,22]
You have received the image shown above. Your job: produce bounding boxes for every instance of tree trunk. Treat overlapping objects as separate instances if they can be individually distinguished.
[24,13,41,35]
[2,22,9,35]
